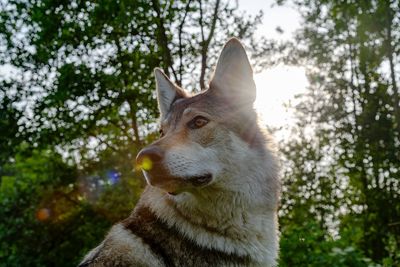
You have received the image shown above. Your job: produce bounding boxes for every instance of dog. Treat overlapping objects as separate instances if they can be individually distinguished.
[79,38,280,267]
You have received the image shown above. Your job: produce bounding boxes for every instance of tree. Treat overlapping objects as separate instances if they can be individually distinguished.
[278,0,400,264]
[0,0,271,265]
[1,0,269,168]
[0,145,111,266]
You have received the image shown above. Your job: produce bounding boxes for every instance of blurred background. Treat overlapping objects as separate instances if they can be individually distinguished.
[0,0,399,266]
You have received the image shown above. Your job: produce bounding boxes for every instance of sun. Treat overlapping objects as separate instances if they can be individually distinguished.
[254,66,308,134]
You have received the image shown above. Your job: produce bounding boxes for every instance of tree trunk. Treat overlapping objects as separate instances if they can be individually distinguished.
[128,102,142,147]
[151,0,178,82]
[198,0,221,90]
[383,0,400,135]
[177,0,193,86]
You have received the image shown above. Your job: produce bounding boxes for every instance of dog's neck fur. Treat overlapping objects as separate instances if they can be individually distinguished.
[139,133,279,266]
[141,188,278,265]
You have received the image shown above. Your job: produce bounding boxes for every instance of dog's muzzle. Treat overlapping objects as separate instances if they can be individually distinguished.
[136,146,213,194]
[136,146,164,171]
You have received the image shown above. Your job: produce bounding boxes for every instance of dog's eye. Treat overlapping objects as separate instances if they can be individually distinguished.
[188,116,209,129]
[159,129,164,137]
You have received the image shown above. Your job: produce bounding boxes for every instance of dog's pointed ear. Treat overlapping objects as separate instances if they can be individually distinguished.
[209,38,256,106]
[154,68,185,118]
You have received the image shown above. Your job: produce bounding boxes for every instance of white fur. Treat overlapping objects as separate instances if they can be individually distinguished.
[146,39,279,266]
[110,224,165,267]
[82,38,280,267]
[146,130,280,266]
[164,142,222,180]
[80,242,105,265]
[82,224,165,267]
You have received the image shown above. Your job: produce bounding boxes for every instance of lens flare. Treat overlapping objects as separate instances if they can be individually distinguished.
[36,208,50,221]
[140,156,153,171]
[106,170,121,185]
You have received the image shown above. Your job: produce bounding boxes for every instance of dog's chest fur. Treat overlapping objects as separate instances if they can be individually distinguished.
[122,204,252,267]
[80,183,278,267]
[79,38,280,267]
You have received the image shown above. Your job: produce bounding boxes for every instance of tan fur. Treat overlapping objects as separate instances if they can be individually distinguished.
[79,38,280,267]
[80,225,165,267]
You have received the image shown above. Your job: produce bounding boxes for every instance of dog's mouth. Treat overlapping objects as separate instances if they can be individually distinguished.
[186,173,213,187]
[166,173,213,195]
[141,172,211,196]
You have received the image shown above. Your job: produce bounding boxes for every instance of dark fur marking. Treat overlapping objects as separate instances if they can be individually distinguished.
[122,208,174,267]
[122,205,251,267]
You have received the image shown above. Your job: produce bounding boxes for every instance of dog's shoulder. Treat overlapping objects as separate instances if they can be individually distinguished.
[79,200,254,267]
[78,213,165,267]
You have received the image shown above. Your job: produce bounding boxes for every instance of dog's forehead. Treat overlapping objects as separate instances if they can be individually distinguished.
[163,92,214,125]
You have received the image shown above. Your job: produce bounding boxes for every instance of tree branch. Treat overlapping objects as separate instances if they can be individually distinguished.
[199,0,221,90]
[89,133,120,153]
[177,0,193,86]
[110,119,136,145]
[151,0,179,82]
[128,101,142,147]
[385,2,400,137]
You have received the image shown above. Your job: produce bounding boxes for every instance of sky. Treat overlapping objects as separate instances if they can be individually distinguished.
[239,0,309,133]
[0,0,308,137]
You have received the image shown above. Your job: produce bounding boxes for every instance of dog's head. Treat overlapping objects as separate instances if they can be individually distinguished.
[136,38,277,199]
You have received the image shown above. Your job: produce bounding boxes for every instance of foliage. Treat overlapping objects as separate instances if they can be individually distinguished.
[0,145,111,266]
[0,0,269,265]
[280,219,375,267]
[1,0,399,265]
[278,0,400,265]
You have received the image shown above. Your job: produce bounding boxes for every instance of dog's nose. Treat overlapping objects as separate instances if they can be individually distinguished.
[136,146,164,171]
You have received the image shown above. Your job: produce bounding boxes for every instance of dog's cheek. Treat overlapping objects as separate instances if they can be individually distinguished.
[191,126,217,147]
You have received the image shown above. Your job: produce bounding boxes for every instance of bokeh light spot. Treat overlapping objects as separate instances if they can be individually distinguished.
[106,170,121,185]
[140,156,153,171]
[36,208,50,221]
